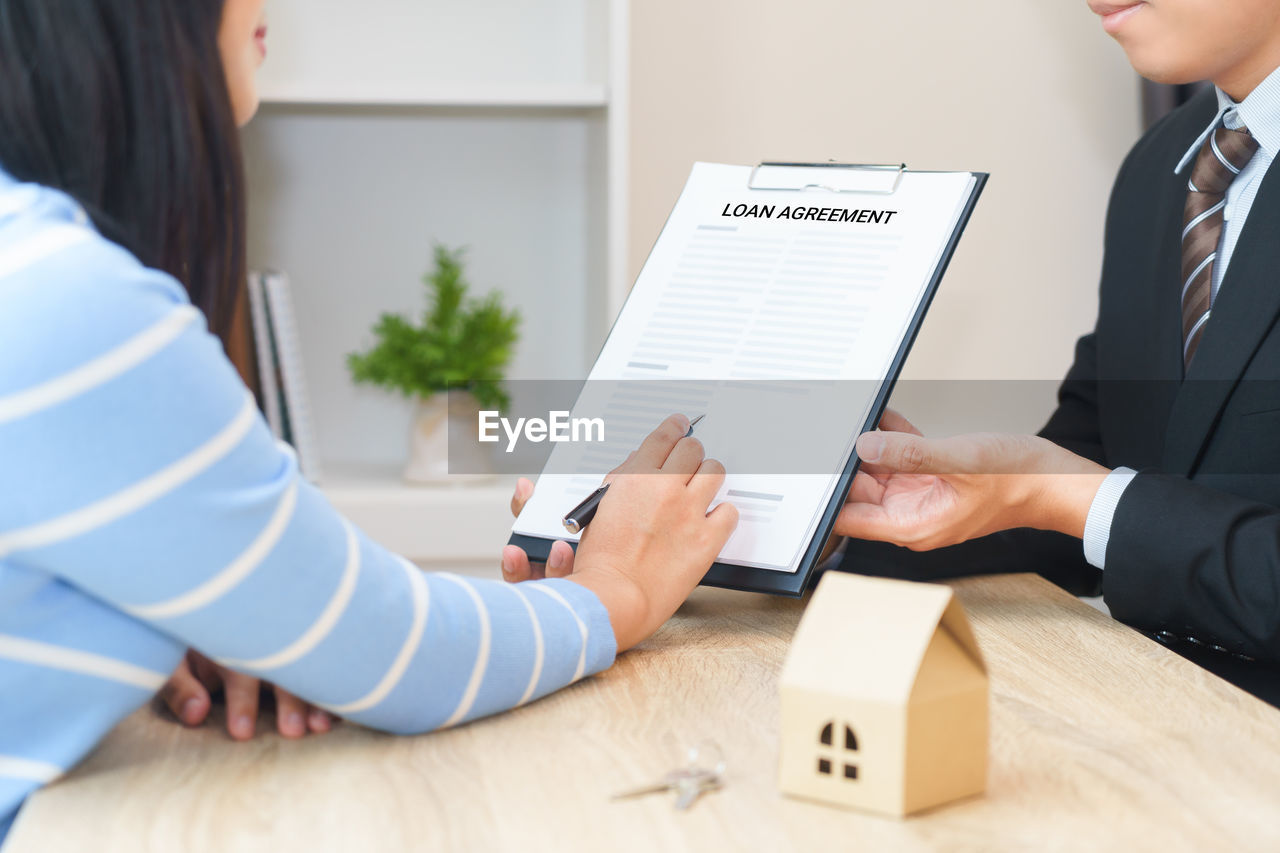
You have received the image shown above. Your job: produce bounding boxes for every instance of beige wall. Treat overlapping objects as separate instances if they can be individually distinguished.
[629,1,1143,433]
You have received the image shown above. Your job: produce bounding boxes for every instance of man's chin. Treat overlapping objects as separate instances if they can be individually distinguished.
[1126,52,1207,88]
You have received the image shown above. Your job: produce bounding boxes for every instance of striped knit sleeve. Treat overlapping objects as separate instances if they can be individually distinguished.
[0,203,616,736]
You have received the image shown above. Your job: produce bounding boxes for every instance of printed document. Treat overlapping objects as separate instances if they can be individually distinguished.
[512,162,979,574]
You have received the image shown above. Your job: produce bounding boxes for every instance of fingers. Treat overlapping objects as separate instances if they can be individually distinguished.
[833,501,897,542]
[222,670,260,741]
[545,539,576,578]
[308,707,334,734]
[501,544,541,582]
[274,686,309,739]
[501,541,574,582]
[688,457,727,505]
[661,436,705,479]
[835,458,905,541]
[510,478,534,518]
[856,460,895,487]
[856,430,942,475]
[705,500,740,542]
[879,408,924,436]
[160,656,212,727]
[603,451,638,485]
[859,410,926,481]
[846,469,885,505]
[189,649,224,686]
[278,689,332,737]
[174,651,334,740]
[630,414,692,470]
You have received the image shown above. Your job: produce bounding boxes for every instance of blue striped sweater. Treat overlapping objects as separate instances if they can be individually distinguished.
[0,167,616,841]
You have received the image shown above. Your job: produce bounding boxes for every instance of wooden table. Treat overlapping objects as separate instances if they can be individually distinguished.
[9,574,1280,852]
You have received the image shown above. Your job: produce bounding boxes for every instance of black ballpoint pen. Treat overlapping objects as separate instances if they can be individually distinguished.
[561,414,705,534]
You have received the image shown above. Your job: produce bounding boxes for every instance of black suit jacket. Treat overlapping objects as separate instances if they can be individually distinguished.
[837,88,1280,706]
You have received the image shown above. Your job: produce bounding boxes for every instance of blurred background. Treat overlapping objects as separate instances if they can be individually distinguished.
[241,0,1143,566]
[629,0,1142,433]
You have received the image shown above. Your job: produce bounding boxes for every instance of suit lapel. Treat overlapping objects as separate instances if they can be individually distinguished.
[1105,146,1187,467]
[1149,158,1192,391]
[1163,158,1280,475]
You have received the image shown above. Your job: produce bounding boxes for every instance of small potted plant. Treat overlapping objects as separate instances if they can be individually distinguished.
[348,245,520,484]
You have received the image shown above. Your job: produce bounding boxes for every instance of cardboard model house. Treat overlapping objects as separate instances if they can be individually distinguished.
[779,572,988,817]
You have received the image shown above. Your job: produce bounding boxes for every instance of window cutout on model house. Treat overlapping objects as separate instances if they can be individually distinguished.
[817,721,859,780]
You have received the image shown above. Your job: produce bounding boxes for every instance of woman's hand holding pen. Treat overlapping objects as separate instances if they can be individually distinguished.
[831,410,1108,550]
[503,414,739,651]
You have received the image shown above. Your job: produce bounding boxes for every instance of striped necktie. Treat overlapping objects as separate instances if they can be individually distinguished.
[1181,118,1259,369]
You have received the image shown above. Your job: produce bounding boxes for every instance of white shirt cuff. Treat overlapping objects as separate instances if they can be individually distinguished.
[1082,467,1138,570]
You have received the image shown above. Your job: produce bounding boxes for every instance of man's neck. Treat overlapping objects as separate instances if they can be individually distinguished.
[1216,49,1280,102]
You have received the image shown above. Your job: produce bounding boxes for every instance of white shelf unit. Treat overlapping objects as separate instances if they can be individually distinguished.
[242,0,629,566]
[322,465,519,572]
[257,83,609,110]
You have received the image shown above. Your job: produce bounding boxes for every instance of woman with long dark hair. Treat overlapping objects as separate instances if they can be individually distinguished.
[0,0,737,837]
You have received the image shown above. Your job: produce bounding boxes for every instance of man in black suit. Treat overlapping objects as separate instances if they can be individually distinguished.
[832,0,1280,706]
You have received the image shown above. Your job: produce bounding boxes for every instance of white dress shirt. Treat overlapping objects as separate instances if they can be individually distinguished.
[1082,65,1280,569]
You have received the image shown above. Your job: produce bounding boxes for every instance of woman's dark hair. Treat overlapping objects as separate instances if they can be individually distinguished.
[0,0,245,340]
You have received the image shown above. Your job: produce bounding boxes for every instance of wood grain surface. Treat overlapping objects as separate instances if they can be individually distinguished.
[9,574,1280,852]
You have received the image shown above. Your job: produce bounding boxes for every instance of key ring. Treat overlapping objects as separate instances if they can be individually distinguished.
[686,740,727,778]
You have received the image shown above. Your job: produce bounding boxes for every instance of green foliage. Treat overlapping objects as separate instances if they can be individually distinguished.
[347,245,520,411]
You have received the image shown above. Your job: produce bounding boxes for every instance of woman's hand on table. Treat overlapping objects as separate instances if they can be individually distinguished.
[501,415,739,651]
[161,649,335,741]
[832,409,1108,549]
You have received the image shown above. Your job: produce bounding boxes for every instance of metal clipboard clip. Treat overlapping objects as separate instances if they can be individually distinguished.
[747,161,907,195]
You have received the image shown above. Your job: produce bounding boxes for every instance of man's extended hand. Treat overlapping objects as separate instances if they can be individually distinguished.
[832,410,1108,550]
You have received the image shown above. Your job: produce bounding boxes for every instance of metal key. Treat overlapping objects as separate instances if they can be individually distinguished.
[673,773,722,810]
[612,741,727,811]
[612,766,716,801]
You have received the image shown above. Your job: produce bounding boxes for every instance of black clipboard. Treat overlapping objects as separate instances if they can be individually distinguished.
[509,162,988,597]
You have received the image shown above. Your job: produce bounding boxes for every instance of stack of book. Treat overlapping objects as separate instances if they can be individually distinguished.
[246,270,323,483]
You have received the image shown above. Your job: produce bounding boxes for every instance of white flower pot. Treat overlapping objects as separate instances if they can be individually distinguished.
[402,390,495,485]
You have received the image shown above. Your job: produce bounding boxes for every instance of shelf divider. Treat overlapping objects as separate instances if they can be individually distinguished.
[259,83,610,110]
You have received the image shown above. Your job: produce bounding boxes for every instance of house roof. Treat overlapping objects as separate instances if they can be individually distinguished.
[780,572,985,703]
